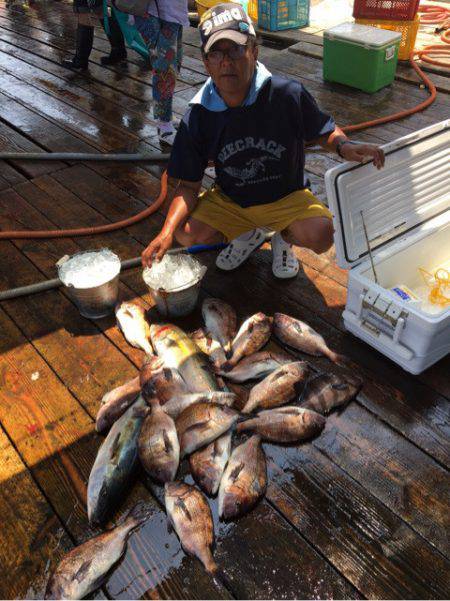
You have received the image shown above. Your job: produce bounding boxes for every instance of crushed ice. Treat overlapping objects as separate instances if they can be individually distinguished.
[143,253,206,291]
[58,249,121,289]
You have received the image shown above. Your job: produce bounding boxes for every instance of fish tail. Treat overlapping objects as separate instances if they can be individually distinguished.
[224,342,232,359]
[203,550,218,575]
[220,360,233,372]
[327,350,350,366]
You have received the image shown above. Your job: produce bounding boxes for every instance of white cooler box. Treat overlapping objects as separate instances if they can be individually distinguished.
[325,120,450,375]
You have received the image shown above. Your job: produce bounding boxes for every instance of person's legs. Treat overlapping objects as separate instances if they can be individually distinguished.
[61,13,95,70]
[134,16,180,143]
[99,9,127,65]
[282,217,334,254]
[174,218,224,247]
[152,20,182,140]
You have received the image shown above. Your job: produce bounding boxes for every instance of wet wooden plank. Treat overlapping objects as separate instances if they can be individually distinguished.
[0,93,101,154]
[0,68,135,151]
[315,403,450,556]
[0,248,231,600]
[147,475,359,600]
[264,441,450,599]
[0,423,74,599]
[0,119,66,178]
[0,47,158,139]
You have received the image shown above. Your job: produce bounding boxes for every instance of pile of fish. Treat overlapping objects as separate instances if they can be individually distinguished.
[45,299,362,598]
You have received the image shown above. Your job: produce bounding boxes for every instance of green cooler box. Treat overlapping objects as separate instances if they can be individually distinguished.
[323,23,401,93]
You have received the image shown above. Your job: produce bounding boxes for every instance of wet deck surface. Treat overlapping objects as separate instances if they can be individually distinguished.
[0,0,449,598]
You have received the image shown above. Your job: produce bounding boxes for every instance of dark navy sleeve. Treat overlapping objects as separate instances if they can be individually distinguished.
[167,108,208,182]
[298,85,336,142]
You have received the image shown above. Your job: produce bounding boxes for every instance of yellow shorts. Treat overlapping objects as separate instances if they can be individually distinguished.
[191,186,332,241]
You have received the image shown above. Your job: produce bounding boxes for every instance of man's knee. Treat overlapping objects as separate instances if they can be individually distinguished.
[287,218,334,254]
[307,219,334,254]
[174,219,222,246]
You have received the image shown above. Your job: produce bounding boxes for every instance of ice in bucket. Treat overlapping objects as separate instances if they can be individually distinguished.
[143,254,207,317]
[58,249,121,319]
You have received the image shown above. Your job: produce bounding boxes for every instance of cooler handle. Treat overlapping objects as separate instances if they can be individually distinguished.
[385,45,396,61]
[344,309,414,360]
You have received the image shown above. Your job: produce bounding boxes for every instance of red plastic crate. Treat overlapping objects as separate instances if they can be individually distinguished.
[353,0,420,21]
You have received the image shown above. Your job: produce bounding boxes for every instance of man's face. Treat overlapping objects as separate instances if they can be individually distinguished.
[203,38,258,97]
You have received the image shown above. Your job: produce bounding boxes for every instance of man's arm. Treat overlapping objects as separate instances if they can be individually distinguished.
[316,126,385,170]
[141,178,202,268]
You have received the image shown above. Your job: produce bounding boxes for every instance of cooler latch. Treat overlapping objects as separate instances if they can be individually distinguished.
[357,288,408,342]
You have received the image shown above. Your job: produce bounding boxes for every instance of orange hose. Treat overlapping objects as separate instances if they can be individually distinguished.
[0,170,168,240]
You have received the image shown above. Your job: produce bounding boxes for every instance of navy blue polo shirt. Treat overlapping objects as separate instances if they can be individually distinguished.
[168,67,335,208]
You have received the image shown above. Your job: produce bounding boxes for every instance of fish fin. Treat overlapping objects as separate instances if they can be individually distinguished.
[162,429,173,454]
[109,432,122,464]
[331,382,349,391]
[184,421,209,434]
[229,462,245,482]
[294,379,306,397]
[163,368,173,381]
[133,406,150,418]
[175,498,192,521]
[74,559,92,583]
[212,438,221,458]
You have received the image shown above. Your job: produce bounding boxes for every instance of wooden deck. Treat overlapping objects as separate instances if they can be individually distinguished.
[0,0,449,598]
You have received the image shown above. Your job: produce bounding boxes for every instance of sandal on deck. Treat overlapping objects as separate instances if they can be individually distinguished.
[271,232,299,279]
[216,228,265,271]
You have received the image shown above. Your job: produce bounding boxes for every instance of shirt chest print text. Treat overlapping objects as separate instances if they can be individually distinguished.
[218,137,286,186]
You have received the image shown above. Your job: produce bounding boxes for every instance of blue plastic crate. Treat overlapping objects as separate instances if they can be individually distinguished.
[258,0,310,31]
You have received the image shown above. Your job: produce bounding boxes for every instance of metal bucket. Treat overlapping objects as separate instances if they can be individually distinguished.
[143,256,207,318]
[57,250,121,319]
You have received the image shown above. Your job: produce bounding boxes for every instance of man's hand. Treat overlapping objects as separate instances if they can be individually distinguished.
[141,231,174,269]
[340,142,385,170]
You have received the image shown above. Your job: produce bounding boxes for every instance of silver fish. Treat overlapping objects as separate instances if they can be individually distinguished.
[218,349,293,382]
[165,481,217,574]
[301,373,362,414]
[226,313,273,368]
[237,406,326,443]
[274,313,345,364]
[202,298,237,356]
[96,376,140,433]
[140,355,186,404]
[87,396,146,525]
[242,361,310,414]
[189,431,232,496]
[150,324,218,393]
[190,327,227,371]
[176,402,238,457]
[115,301,153,355]
[138,397,179,483]
[218,435,267,520]
[163,391,236,419]
[45,511,142,599]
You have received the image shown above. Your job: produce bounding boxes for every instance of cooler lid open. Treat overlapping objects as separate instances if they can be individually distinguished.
[324,23,401,49]
[325,120,450,270]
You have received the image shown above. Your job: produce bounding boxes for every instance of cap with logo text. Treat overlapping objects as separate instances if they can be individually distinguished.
[199,2,256,54]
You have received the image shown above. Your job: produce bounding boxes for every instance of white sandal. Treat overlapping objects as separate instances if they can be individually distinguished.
[271,232,299,279]
[216,228,265,271]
